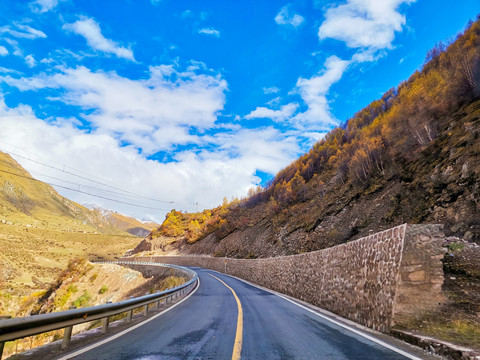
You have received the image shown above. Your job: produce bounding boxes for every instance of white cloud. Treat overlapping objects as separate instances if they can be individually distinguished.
[266,96,281,107]
[0,24,47,39]
[250,0,413,142]
[0,46,8,56]
[63,18,135,61]
[40,57,55,64]
[4,38,24,57]
[263,86,280,94]
[0,74,48,90]
[0,64,227,154]
[275,5,305,27]
[318,0,415,50]
[0,67,20,74]
[0,98,298,222]
[181,10,193,18]
[293,55,350,129]
[245,103,298,122]
[30,0,59,13]
[198,28,220,37]
[244,56,349,141]
[25,54,36,68]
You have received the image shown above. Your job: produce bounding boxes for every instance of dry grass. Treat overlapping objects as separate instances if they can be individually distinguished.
[0,223,139,316]
[396,315,480,349]
[394,272,480,350]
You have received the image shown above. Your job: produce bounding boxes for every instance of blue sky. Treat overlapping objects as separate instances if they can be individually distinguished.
[0,0,478,221]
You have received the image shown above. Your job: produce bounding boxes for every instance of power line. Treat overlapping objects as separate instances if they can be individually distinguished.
[0,140,70,168]
[0,159,141,201]
[0,147,193,206]
[6,150,175,203]
[28,168,162,203]
[50,183,172,211]
[0,168,173,211]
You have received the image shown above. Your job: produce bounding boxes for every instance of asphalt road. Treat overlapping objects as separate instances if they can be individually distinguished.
[62,268,428,360]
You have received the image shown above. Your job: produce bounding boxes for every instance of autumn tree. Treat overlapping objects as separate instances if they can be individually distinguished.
[290,171,307,201]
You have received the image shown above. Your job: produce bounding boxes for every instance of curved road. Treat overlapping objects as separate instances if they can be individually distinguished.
[61,268,430,360]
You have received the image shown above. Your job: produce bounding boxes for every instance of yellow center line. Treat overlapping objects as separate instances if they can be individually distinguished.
[208,273,243,360]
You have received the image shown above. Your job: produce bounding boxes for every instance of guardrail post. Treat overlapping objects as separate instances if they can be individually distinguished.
[127,309,133,322]
[102,317,109,334]
[143,293,149,316]
[61,307,76,349]
[0,315,11,358]
[62,326,73,350]
[102,302,111,334]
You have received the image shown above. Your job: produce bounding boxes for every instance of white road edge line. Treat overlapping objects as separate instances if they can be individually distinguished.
[56,279,201,360]
[212,271,423,360]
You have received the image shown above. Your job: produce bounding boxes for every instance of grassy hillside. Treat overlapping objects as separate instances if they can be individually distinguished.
[140,16,480,257]
[0,152,93,231]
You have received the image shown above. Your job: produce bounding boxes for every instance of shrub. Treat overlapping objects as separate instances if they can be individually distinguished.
[448,242,465,252]
[67,285,78,294]
[98,285,108,294]
[73,291,92,308]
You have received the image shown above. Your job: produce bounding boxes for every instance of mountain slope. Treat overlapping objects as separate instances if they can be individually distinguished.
[0,151,96,232]
[0,152,143,314]
[0,151,156,236]
[137,16,480,258]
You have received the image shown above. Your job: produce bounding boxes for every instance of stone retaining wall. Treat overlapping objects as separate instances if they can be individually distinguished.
[125,224,445,332]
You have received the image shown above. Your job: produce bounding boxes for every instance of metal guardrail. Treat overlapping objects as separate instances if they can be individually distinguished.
[0,261,198,358]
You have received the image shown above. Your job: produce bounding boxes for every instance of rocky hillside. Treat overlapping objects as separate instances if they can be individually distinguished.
[136,17,480,259]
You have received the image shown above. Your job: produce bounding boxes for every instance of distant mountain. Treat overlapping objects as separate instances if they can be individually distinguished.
[89,206,159,237]
[137,16,480,258]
